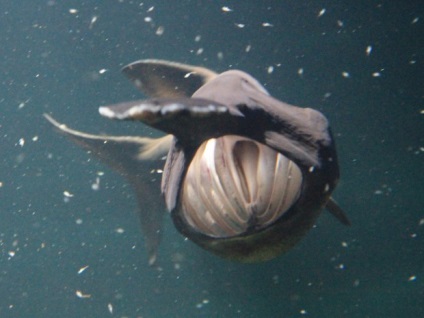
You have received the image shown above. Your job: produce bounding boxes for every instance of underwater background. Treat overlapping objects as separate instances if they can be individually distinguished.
[1,0,423,317]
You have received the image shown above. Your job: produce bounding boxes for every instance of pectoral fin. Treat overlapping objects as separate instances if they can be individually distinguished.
[326,197,351,226]
[44,114,172,265]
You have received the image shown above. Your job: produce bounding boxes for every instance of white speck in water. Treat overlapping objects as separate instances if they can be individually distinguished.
[342,71,350,78]
[221,6,232,12]
[156,26,165,36]
[18,138,25,147]
[366,45,372,56]
[108,303,113,314]
[115,228,125,234]
[196,48,203,55]
[75,290,91,298]
[262,22,273,27]
[89,16,98,29]
[267,66,274,74]
[408,275,417,282]
[318,8,326,17]
[63,190,74,198]
[411,17,419,24]
[78,265,89,274]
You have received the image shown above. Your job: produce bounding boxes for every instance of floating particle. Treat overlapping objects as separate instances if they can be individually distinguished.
[184,72,194,78]
[217,52,224,60]
[194,35,201,42]
[408,275,417,281]
[63,190,74,198]
[76,290,91,298]
[342,71,350,78]
[221,6,232,12]
[147,6,154,12]
[318,8,326,17]
[91,177,100,191]
[75,218,83,225]
[156,26,165,36]
[372,72,381,77]
[300,309,308,315]
[267,66,274,74]
[99,69,108,74]
[262,22,273,27]
[97,171,105,176]
[69,8,78,14]
[89,16,98,29]
[108,303,113,314]
[419,218,424,226]
[18,98,30,109]
[196,48,204,55]
[337,20,344,27]
[78,265,89,274]
[144,16,152,23]
[336,263,345,270]
[353,279,360,287]
[8,251,15,258]
[341,241,348,247]
[0,181,3,188]
[366,45,372,56]
[32,136,38,142]
[411,17,419,24]
[245,45,251,52]
[18,138,25,147]
[298,68,304,76]
[115,228,125,234]
[235,23,245,28]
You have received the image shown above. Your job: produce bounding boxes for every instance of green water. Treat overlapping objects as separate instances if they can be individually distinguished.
[0,1,422,317]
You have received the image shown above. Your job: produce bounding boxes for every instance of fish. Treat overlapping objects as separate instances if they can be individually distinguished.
[45,59,350,265]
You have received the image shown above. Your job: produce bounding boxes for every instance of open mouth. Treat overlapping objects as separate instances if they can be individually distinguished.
[181,135,302,238]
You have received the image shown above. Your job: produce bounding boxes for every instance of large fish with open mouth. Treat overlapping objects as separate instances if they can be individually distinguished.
[45,59,350,266]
